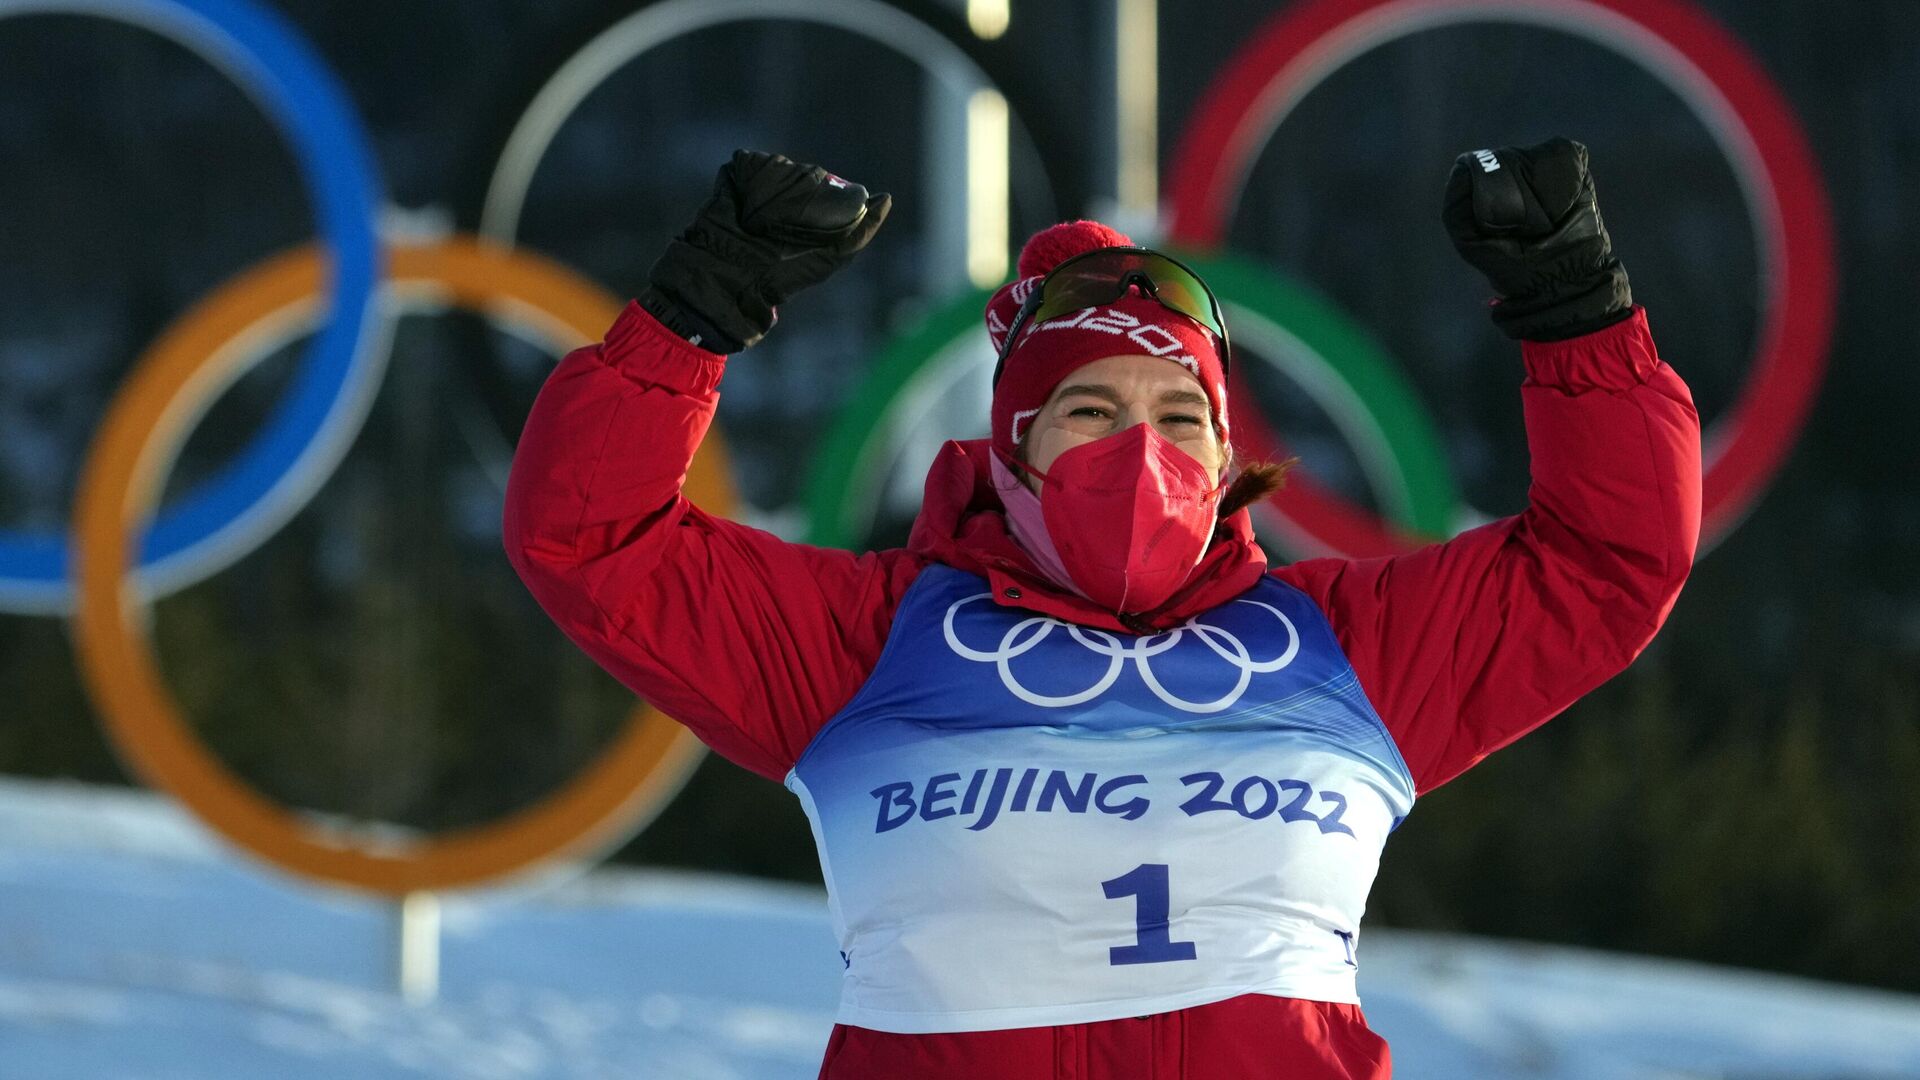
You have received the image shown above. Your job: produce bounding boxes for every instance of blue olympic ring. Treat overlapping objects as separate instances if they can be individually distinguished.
[0,0,383,613]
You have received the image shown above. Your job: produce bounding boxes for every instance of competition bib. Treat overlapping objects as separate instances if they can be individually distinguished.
[786,565,1414,1033]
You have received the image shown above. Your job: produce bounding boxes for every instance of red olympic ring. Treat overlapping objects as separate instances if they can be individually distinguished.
[1166,0,1836,553]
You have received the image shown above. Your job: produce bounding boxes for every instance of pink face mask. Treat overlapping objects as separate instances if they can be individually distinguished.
[1006,424,1223,614]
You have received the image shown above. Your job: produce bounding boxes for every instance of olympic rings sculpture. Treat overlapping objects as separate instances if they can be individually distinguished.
[943,592,1301,713]
[1165,0,1835,553]
[0,0,383,614]
[7,0,1832,895]
[808,0,1834,561]
[17,0,1056,897]
[70,239,721,894]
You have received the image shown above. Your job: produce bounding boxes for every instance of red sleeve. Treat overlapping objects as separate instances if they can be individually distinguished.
[502,301,925,783]
[1273,308,1701,794]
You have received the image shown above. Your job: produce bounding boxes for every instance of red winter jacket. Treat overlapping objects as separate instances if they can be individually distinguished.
[503,301,1701,1079]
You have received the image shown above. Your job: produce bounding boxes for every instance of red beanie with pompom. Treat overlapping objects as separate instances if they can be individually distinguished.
[986,221,1229,461]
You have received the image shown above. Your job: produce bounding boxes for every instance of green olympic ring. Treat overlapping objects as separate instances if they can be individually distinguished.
[802,254,1461,552]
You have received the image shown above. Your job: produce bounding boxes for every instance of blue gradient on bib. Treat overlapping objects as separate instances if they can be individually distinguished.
[793,565,1412,788]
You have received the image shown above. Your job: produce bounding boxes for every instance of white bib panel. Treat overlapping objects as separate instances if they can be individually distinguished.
[787,566,1414,1033]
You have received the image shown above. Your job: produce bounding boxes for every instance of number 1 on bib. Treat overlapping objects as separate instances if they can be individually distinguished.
[1102,863,1198,965]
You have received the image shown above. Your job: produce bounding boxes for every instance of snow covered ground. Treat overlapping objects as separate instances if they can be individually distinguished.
[2,776,1918,1079]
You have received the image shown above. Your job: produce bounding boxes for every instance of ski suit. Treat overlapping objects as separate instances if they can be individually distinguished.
[503,300,1702,1079]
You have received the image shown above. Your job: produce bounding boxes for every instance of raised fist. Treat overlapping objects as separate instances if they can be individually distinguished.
[1443,137,1632,341]
[642,150,892,352]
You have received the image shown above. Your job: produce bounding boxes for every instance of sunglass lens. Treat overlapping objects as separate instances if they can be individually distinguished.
[1030,263,1130,323]
[1024,248,1227,344]
[1137,259,1226,339]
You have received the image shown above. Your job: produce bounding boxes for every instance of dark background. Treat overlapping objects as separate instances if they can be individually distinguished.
[2,0,1915,993]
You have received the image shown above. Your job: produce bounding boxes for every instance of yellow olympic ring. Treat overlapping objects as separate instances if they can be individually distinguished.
[71,237,720,895]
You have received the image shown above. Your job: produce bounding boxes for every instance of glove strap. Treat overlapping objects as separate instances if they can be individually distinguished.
[637,286,747,354]
[1491,260,1633,342]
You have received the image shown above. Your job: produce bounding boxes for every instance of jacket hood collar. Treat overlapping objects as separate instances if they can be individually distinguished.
[906,438,1269,633]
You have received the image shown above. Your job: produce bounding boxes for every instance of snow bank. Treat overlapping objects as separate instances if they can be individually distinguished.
[1,776,1916,1079]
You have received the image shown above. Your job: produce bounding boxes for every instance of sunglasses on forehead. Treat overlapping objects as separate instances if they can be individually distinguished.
[990,247,1232,386]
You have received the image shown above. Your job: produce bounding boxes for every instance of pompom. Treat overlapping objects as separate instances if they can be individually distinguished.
[1016,220,1134,279]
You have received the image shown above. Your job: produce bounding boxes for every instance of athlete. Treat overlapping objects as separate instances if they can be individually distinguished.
[504,139,1701,1079]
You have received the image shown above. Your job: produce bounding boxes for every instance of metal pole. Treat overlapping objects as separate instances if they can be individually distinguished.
[1094,0,1160,237]
[1114,0,1158,221]
[966,87,1011,288]
[397,890,441,1004]
[924,62,1008,294]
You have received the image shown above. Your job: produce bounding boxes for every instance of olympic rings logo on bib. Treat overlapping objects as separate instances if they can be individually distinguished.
[941,593,1300,713]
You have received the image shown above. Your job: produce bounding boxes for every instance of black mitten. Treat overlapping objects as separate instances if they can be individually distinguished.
[1442,137,1633,341]
[640,150,892,352]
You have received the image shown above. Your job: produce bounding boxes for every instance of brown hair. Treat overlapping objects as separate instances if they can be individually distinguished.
[1217,454,1295,519]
